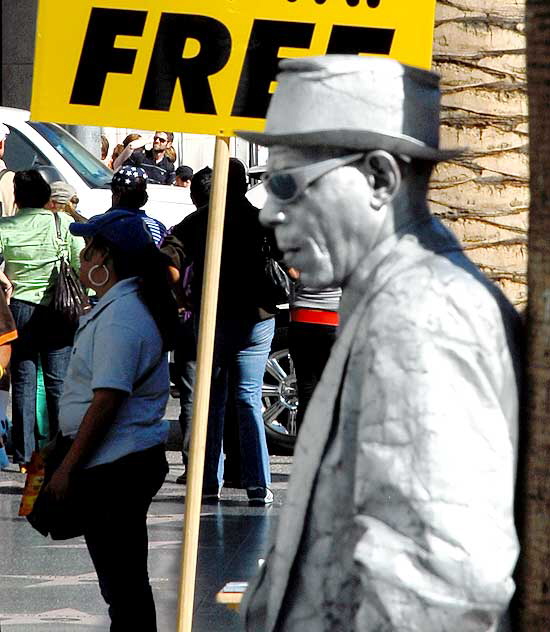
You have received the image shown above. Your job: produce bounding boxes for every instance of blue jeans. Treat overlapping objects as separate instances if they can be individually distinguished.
[203,317,274,491]
[10,299,73,464]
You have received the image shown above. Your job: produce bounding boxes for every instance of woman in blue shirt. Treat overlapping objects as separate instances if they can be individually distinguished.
[46,210,178,632]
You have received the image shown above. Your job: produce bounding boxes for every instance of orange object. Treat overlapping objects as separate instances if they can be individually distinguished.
[290,307,339,327]
[18,452,45,517]
[216,582,247,611]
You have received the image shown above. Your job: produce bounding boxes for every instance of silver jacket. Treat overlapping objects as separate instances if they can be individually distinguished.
[242,218,521,632]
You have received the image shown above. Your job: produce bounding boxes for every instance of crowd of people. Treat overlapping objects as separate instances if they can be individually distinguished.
[101,130,191,186]
[0,49,525,632]
[0,122,310,629]
[0,122,299,502]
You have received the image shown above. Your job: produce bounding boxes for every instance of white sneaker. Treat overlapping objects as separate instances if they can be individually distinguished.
[202,486,222,501]
[247,487,274,505]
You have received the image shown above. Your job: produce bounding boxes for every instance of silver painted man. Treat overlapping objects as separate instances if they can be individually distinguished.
[238,56,521,631]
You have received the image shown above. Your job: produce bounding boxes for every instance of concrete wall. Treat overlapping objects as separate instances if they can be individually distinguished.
[2,0,37,109]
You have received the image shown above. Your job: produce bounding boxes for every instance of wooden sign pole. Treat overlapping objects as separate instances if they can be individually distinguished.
[176,136,230,632]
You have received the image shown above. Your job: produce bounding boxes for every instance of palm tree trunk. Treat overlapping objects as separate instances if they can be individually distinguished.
[514,2,550,628]
[431,0,528,308]
[432,2,550,627]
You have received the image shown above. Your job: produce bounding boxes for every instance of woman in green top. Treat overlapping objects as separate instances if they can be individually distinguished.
[0,170,84,468]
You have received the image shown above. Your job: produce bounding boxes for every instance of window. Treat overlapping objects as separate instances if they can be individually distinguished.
[29,122,112,189]
[3,126,48,172]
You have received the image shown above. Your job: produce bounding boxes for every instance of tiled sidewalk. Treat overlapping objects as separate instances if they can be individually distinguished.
[0,452,291,631]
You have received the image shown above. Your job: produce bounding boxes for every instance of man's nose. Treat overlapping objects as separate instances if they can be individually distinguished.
[260,198,286,227]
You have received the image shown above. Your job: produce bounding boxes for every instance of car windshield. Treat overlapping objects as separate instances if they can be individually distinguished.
[29,121,112,188]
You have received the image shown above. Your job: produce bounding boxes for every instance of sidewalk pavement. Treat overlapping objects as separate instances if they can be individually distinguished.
[0,451,292,631]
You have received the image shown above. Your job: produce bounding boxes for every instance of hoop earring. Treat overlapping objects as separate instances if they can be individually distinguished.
[88,264,110,287]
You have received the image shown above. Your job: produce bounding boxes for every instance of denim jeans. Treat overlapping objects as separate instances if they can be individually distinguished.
[80,445,168,632]
[203,317,274,491]
[10,299,73,464]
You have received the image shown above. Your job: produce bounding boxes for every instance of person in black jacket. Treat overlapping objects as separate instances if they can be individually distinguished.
[127,131,175,185]
[162,160,275,504]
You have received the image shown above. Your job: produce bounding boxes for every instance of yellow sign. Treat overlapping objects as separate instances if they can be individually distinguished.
[31,0,436,136]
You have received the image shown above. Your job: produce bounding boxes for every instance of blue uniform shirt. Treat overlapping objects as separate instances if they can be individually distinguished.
[59,277,169,468]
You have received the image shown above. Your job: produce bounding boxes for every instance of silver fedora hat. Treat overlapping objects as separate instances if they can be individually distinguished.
[237,55,460,162]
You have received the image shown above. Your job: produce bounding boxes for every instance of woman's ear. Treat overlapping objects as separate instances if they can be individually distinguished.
[364,150,402,211]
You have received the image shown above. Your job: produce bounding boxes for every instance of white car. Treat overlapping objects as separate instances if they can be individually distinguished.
[0,107,195,229]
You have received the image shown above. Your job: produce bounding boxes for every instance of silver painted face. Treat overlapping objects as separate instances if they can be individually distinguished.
[260,146,380,288]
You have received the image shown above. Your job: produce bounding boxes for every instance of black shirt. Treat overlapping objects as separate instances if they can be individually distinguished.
[127,149,175,185]
[161,196,279,320]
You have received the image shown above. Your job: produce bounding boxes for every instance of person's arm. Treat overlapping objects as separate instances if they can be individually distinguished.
[0,234,10,303]
[167,265,180,284]
[68,232,85,273]
[45,388,127,499]
[160,224,188,274]
[0,287,15,388]
[0,345,10,370]
[112,145,134,171]
[112,138,149,171]
[0,171,16,216]
[0,267,13,304]
[0,287,16,368]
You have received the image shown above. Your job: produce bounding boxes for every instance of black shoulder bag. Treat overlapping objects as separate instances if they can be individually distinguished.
[259,233,290,311]
[52,212,90,325]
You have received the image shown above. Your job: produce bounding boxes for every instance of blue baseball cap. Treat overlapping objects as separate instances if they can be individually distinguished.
[69,210,154,252]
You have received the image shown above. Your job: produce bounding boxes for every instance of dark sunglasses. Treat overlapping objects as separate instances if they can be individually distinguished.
[154,136,168,143]
[261,153,364,204]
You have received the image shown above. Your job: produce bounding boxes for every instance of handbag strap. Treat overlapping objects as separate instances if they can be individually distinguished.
[53,211,62,240]
[53,212,69,262]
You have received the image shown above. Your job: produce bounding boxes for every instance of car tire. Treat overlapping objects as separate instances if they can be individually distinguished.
[262,326,297,455]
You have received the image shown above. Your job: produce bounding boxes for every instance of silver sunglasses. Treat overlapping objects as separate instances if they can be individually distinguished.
[261,153,365,204]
